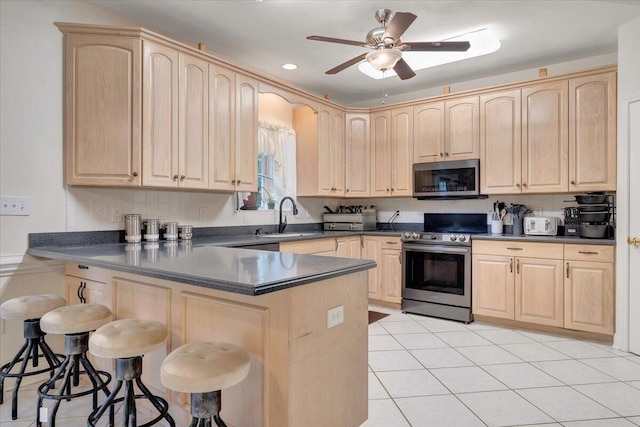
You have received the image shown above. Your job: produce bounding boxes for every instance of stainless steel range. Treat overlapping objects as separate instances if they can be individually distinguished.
[401,213,486,323]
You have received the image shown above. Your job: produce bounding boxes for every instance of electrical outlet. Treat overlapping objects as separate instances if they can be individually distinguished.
[111,207,123,223]
[327,305,344,328]
[0,195,31,216]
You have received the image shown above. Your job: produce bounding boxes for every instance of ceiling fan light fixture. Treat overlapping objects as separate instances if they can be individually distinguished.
[365,48,402,71]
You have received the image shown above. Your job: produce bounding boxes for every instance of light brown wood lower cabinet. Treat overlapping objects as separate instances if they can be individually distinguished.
[472,241,615,335]
[362,236,402,304]
[65,263,368,427]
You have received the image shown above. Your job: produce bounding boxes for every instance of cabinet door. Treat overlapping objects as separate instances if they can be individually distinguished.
[336,236,363,259]
[209,64,236,191]
[178,53,209,189]
[64,35,141,186]
[381,248,402,303]
[142,41,179,188]
[472,254,514,319]
[235,74,258,192]
[569,72,617,192]
[348,236,362,259]
[565,261,614,335]
[480,89,522,194]
[114,278,171,394]
[390,107,413,196]
[413,101,445,163]
[515,257,564,327]
[445,96,479,161]
[316,107,333,195]
[332,109,346,196]
[522,81,568,193]
[370,111,391,197]
[345,114,371,197]
[362,237,382,300]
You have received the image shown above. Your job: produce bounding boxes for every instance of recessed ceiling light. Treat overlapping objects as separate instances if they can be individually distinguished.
[358,28,501,79]
[282,63,298,70]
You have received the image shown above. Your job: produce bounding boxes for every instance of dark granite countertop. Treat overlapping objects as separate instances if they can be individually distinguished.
[28,242,376,296]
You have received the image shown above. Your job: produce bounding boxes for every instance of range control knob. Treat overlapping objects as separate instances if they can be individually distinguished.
[412,232,420,240]
[431,235,437,240]
[458,235,467,242]
[403,232,412,240]
[450,234,457,242]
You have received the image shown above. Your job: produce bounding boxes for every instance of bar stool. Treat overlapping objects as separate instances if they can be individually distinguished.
[37,303,113,427]
[160,342,250,427]
[0,294,66,420]
[88,318,175,426]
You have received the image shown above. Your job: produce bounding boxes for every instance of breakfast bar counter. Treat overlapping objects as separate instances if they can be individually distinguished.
[27,241,374,427]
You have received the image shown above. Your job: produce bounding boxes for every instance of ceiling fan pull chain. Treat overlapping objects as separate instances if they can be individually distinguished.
[382,70,388,104]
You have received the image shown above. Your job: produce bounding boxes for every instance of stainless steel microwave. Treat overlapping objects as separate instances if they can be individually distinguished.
[413,159,482,199]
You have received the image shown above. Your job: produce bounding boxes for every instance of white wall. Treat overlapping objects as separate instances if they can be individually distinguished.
[614,16,640,351]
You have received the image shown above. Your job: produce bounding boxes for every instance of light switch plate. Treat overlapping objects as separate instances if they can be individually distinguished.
[327,305,344,328]
[0,195,31,216]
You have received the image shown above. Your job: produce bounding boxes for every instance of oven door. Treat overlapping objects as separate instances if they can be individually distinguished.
[402,243,471,308]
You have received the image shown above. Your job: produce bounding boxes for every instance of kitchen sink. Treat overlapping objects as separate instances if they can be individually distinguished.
[260,232,321,238]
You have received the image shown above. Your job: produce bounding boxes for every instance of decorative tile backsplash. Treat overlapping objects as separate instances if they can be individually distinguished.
[67,187,577,233]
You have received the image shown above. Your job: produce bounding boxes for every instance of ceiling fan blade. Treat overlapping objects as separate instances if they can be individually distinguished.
[393,58,416,80]
[401,41,471,52]
[383,12,417,42]
[307,35,368,48]
[326,53,368,75]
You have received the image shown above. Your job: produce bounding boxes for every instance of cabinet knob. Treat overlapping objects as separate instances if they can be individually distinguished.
[391,188,394,191]
[173,174,179,180]
[346,189,350,192]
[132,172,138,177]
[180,175,186,181]
[439,153,444,157]
[386,188,390,192]
[515,183,520,187]
[237,179,242,184]
[570,180,576,185]
[231,179,236,184]
[522,183,528,187]
[444,152,449,157]
[628,237,640,247]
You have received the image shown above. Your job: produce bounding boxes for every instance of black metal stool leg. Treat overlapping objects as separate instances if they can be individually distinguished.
[189,391,226,427]
[0,319,63,420]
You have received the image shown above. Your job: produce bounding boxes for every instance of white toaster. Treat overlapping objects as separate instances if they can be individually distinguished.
[524,216,558,236]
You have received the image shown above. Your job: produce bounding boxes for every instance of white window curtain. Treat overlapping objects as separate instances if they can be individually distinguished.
[258,121,297,198]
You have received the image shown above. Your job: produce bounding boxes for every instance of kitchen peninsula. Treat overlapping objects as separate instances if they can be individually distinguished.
[27,238,375,427]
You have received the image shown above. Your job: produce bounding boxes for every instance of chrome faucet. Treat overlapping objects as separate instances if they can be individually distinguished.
[278,197,299,233]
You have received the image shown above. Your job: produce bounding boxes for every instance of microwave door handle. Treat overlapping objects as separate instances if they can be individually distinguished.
[545,220,549,231]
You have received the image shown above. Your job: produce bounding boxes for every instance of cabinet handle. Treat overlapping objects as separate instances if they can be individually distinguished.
[386,241,398,245]
[507,247,523,251]
[570,180,576,185]
[173,174,179,180]
[566,262,570,278]
[399,253,402,264]
[516,258,520,274]
[335,239,338,251]
[78,265,89,269]
[578,251,598,255]
[132,171,138,177]
[360,236,364,248]
[515,183,520,187]
[510,259,513,273]
[180,175,186,181]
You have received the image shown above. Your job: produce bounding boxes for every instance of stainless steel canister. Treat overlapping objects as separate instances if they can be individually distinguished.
[143,218,160,241]
[124,214,142,243]
[179,224,193,240]
[162,222,179,241]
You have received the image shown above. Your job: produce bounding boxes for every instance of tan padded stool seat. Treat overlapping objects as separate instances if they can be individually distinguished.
[0,294,66,320]
[90,319,168,359]
[40,303,112,335]
[161,342,250,393]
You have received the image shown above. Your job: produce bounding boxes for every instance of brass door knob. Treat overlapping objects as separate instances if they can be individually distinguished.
[628,237,640,247]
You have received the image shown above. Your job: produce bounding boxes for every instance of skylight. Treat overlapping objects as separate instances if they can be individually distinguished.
[358,28,501,79]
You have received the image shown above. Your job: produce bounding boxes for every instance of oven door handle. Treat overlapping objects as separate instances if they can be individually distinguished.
[402,244,471,255]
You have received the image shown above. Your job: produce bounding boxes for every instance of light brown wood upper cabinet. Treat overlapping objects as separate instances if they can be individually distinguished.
[413,96,479,164]
[345,113,370,197]
[63,34,142,186]
[480,89,522,194]
[522,81,569,193]
[233,74,259,192]
[208,64,235,191]
[371,107,413,197]
[143,44,209,189]
[569,72,617,192]
[294,105,345,197]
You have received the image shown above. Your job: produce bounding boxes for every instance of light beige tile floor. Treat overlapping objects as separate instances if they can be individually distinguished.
[2,305,640,426]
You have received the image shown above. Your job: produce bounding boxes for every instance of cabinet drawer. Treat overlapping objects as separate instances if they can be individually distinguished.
[380,236,401,249]
[65,262,111,283]
[472,240,563,259]
[564,244,614,263]
[280,238,336,255]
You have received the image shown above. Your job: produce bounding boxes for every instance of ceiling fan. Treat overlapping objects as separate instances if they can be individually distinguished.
[307,9,471,80]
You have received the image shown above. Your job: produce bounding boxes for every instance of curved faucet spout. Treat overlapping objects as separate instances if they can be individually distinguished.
[279,197,298,233]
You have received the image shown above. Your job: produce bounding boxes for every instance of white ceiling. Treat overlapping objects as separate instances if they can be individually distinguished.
[89,0,640,107]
